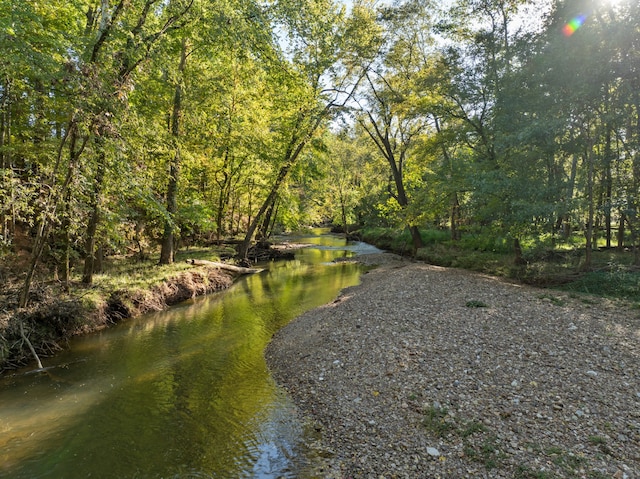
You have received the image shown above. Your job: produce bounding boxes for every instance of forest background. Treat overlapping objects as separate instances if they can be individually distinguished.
[1,0,639,367]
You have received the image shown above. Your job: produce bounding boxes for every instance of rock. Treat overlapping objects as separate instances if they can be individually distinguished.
[426,447,440,457]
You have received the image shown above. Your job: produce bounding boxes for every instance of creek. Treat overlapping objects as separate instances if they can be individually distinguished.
[0,231,380,478]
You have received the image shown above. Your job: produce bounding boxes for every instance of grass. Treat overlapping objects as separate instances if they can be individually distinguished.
[514,466,555,479]
[423,405,454,437]
[460,420,486,437]
[76,247,225,304]
[557,269,640,302]
[420,408,616,475]
[359,226,640,304]
[422,406,505,470]
[1,245,236,371]
[536,294,567,306]
[466,300,488,308]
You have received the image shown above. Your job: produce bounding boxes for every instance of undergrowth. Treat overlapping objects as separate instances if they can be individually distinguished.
[359,226,640,304]
[1,247,232,372]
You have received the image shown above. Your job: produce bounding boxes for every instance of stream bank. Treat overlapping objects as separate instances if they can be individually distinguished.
[0,265,235,372]
[0,231,370,478]
[266,255,640,478]
[0,236,346,372]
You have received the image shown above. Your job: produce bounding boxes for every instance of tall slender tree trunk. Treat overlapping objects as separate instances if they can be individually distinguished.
[239,163,291,259]
[160,149,180,264]
[617,213,625,250]
[582,147,595,272]
[561,153,580,239]
[160,38,188,265]
[1,78,11,244]
[257,196,277,242]
[632,159,640,265]
[513,237,525,265]
[82,136,107,284]
[215,169,230,243]
[339,184,349,234]
[62,188,73,291]
[19,122,87,308]
[604,129,613,248]
[361,109,423,253]
[450,192,461,241]
[388,156,423,252]
[238,107,330,260]
[435,118,460,242]
[632,99,640,265]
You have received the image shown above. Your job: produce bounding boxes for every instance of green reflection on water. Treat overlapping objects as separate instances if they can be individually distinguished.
[0,236,364,478]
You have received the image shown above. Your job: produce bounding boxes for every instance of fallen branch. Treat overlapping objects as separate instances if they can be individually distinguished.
[20,320,43,370]
[185,259,263,275]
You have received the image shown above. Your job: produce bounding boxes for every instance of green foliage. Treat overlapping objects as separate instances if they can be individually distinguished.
[457,233,511,254]
[364,226,640,301]
[466,300,488,308]
[536,294,567,306]
[359,226,418,254]
[423,405,454,437]
[4,0,640,307]
[558,270,640,301]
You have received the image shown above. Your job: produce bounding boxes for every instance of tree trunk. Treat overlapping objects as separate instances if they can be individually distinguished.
[238,106,330,260]
[561,153,580,240]
[408,225,422,253]
[390,159,423,251]
[215,169,230,243]
[513,237,525,265]
[450,192,461,241]
[20,321,43,370]
[239,163,291,259]
[160,38,188,265]
[257,196,277,241]
[340,191,349,234]
[617,213,625,250]
[185,258,262,274]
[160,148,180,265]
[604,129,613,248]
[82,137,106,284]
[62,188,72,292]
[582,148,595,272]
[0,78,15,246]
[19,122,87,308]
[361,112,423,252]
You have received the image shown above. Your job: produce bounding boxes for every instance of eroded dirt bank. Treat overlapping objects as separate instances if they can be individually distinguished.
[266,254,640,478]
[1,267,233,372]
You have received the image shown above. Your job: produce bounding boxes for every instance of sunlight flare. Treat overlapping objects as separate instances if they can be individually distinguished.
[562,14,587,36]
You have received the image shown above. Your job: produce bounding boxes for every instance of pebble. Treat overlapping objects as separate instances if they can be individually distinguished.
[265,258,640,477]
[426,447,440,457]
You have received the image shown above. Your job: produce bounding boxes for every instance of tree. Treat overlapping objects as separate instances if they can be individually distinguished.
[353,0,447,251]
[159,37,188,265]
[237,0,374,259]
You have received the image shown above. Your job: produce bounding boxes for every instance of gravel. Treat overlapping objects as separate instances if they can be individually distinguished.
[265,254,640,478]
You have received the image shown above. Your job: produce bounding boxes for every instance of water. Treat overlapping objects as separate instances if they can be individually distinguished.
[0,231,378,478]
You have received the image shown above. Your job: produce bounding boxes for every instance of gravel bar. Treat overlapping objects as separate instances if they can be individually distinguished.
[265,254,640,478]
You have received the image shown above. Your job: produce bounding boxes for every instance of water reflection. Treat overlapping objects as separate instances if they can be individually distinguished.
[0,233,373,478]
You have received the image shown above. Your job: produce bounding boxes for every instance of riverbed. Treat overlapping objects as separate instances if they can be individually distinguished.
[0,231,379,478]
